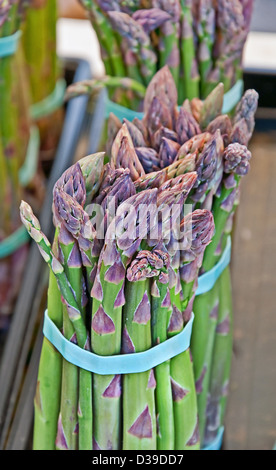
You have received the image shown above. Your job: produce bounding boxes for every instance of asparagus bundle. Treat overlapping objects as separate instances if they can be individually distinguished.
[78,0,254,106]
[20,117,216,449]
[103,66,258,446]
[22,0,64,159]
[0,0,34,327]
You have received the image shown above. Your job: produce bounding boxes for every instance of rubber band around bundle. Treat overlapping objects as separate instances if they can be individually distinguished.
[202,427,224,451]
[19,125,40,187]
[104,79,244,121]
[196,236,231,296]
[30,78,67,121]
[0,225,29,259]
[43,310,194,375]
[0,30,21,58]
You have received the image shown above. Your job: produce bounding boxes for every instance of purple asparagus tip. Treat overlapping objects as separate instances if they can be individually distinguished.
[179,209,215,262]
[132,8,171,34]
[126,249,170,282]
[223,142,252,176]
[53,162,86,207]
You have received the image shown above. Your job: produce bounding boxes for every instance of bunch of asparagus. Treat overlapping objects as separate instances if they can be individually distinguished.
[102,66,258,446]
[20,135,217,449]
[0,0,34,326]
[21,0,64,158]
[78,0,254,105]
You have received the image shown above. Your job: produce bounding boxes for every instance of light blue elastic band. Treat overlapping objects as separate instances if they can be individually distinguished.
[104,95,144,121]
[19,125,40,187]
[0,30,21,58]
[0,225,29,259]
[196,237,231,296]
[30,78,67,121]
[222,79,244,114]
[43,310,194,375]
[202,427,224,450]
[104,80,244,122]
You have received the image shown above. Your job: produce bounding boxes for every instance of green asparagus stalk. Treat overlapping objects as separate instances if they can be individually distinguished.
[90,188,158,450]
[201,142,253,272]
[197,0,215,97]
[179,0,200,100]
[0,1,21,231]
[122,249,170,450]
[191,141,254,444]
[20,200,89,343]
[22,0,64,153]
[65,76,146,103]
[33,233,63,450]
[203,265,233,447]
[78,0,253,110]
[150,250,175,449]
[80,0,126,78]
[0,0,32,322]
[55,225,85,450]
[152,0,181,89]
[107,10,157,85]
[211,0,247,92]
[20,201,91,449]
[190,278,220,443]
[167,208,215,449]
[53,190,93,450]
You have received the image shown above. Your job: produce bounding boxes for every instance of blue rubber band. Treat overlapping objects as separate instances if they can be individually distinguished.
[222,79,244,114]
[0,30,21,58]
[43,310,194,375]
[0,225,29,259]
[202,427,224,450]
[30,78,66,121]
[19,125,40,187]
[196,237,231,296]
[104,80,244,122]
[104,95,144,121]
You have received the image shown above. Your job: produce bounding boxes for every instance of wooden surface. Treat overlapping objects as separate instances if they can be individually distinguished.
[224,127,276,450]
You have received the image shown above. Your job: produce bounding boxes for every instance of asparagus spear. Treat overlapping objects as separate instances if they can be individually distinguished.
[32,156,100,449]
[212,0,246,91]
[54,224,86,450]
[110,122,145,180]
[179,0,200,100]
[107,10,157,85]
[20,201,88,348]
[20,201,91,448]
[152,0,181,89]
[203,265,233,447]
[197,0,215,97]
[202,141,252,272]
[90,188,158,450]
[143,65,178,120]
[122,249,169,450]
[191,141,253,443]
[167,208,215,450]
[132,7,171,34]
[79,0,126,77]
[190,277,220,444]
[150,249,175,449]
[65,76,146,103]
[230,89,259,146]
[33,233,63,450]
